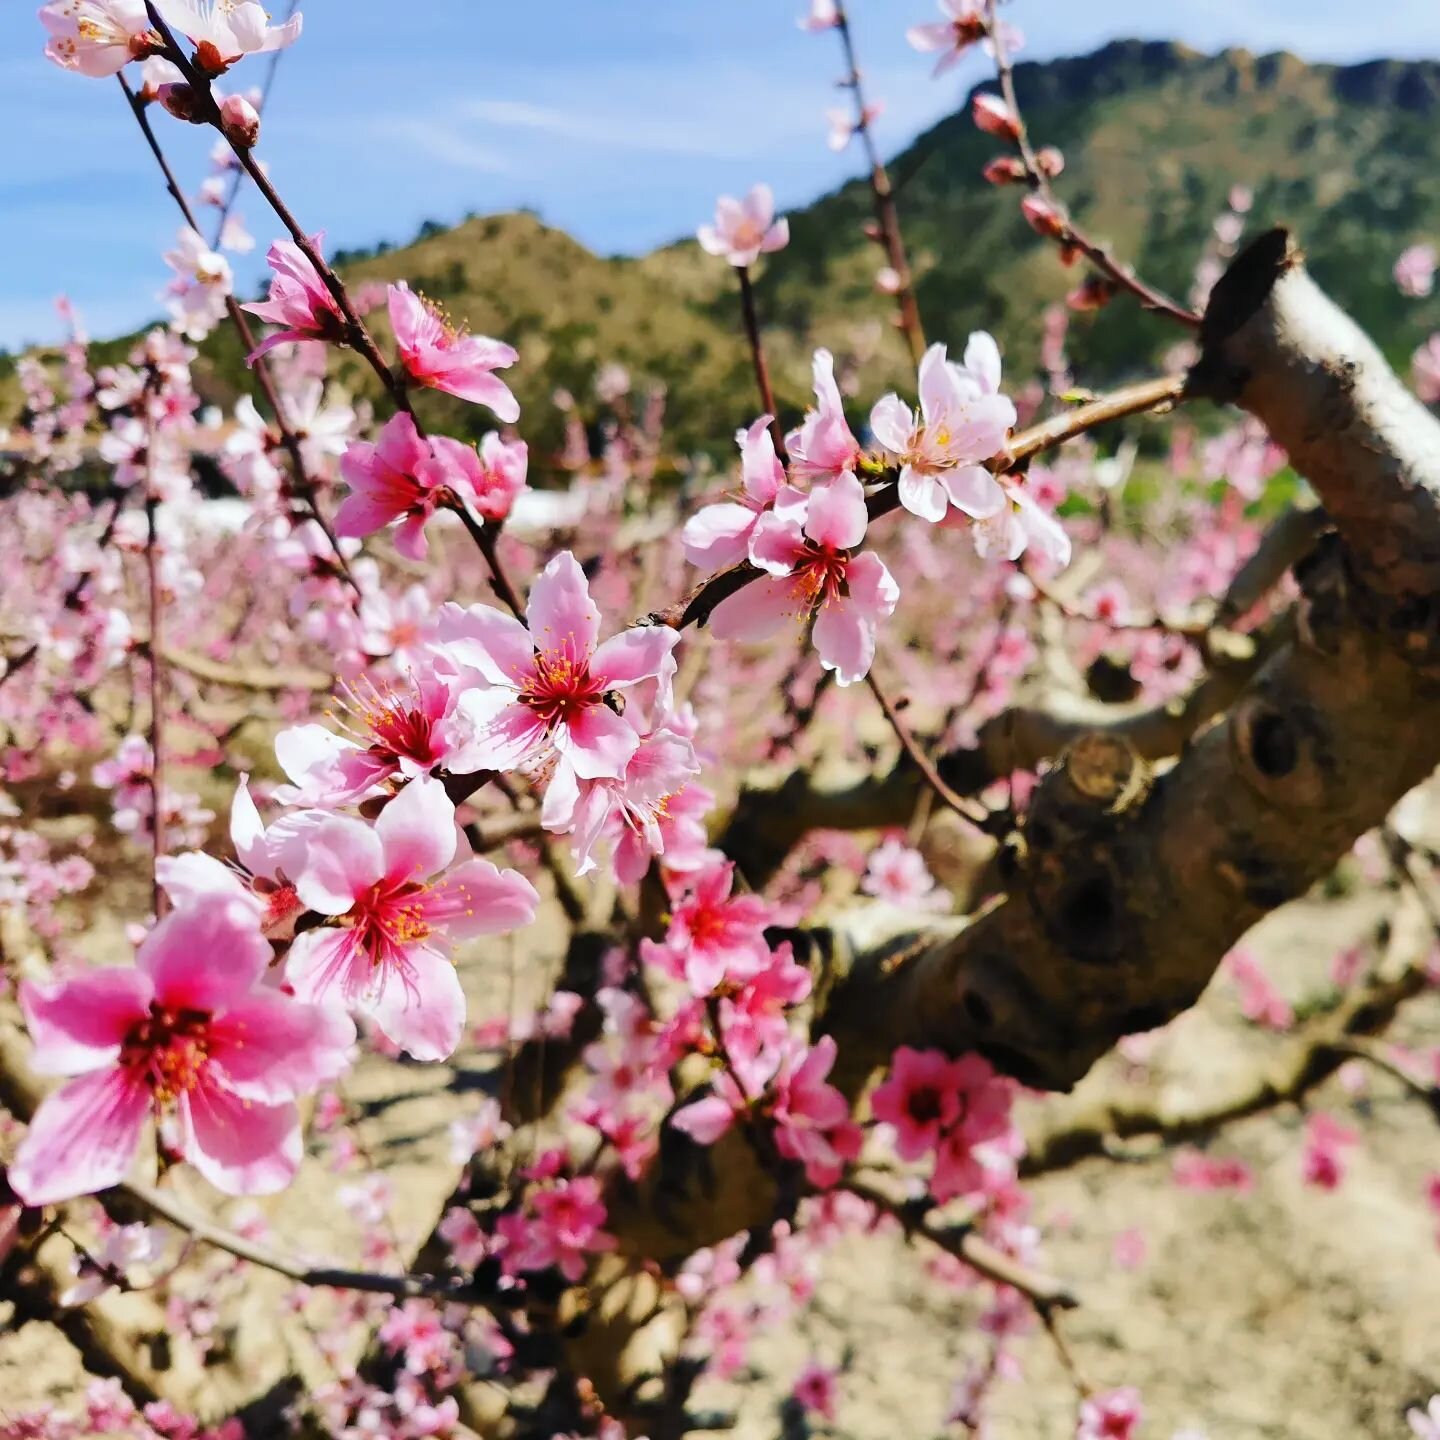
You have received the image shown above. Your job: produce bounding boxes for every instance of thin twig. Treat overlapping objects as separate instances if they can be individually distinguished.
[144,486,166,920]
[833,2,926,364]
[451,504,526,620]
[865,668,992,829]
[981,2,1199,329]
[736,267,786,460]
[116,72,357,591]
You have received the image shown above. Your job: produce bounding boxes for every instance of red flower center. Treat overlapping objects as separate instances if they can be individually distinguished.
[121,1003,214,1104]
[790,546,849,609]
[520,648,605,729]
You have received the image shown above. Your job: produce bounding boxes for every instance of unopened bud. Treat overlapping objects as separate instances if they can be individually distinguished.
[1021,193,1067,241]
[1036,146,1065,178]
[1066,274,1119,312]
[874,266,902,296]
[156,82,201,124]
[861,219,883,243]
[220,93,261,149]
[972,93,1020,142]
[982,155,1027,186]
[194,39,230,78]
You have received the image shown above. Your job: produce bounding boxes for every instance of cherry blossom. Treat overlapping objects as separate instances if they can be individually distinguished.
[1409,1396,1440,1440]
[682,415,786,570]
[1395,243,1437,298]
[387,282,520,420]
[697,184,791,268]
[153,0,303,71]
[870,338,1015,523]
[786,348,863,481]
[497,1175,616,1282]
[1077,1387,1143,1440]
[1300,1111,1359,1191]
[285,776,539,1061]
[40,0,154,77]
[709,472,899,685]
[797,0,839,30]
[907,0,1021,76]
[649,859,771,995]
[437,550,680,781]
[60,1221,167,1306]
[335,411,474,560]
[791,1360,840,1421]
[9,900,354,1205]
[242,234,346,361]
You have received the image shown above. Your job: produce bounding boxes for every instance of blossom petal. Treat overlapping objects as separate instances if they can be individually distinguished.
[291,815,386,915]
[367,945,465,1062]
[451,686,549,772]
[897,466,949,523]
[377,776,457,885]
[554,703,640,781]
[527,551,600,661]
[590,626,680,691]
[8,1069,150,1206]
[803,472,868,551]
[180,1085,301,1196]
[20,970,151,1077]
[942,464,1007,519]
[136,902,272,1011]
[708,575,797,643]
[436,600,535,687]
[206,993,356,1103]
[419,859,540,939]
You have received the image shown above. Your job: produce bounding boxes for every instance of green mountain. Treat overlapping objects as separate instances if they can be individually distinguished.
[11,40,1440,467]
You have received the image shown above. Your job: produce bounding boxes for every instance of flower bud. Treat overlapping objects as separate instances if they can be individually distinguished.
[220,93,261,149]
[972,93,1020,142]
[156,83,201,124]
[874,266,902,296]
[1021,193,1067,241]
[982,155,1027,186]
[1036,146,1065,178]
[861,219,883,243]
[1066,274,1119,312]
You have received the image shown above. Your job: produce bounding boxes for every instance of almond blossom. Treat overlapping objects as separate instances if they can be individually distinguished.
[467,432,529,523]
[387,282,520,420]
[242,234,345,362]
[40,0,154,77]
[334,411,475,560]
[786,349,862,482]
[861,836,947,910]
[9,900,354,1205]
[285,777,539,1061]
[153,0,303,71]
[907,0,1021,76]
[797,0,839,30]
[870,338,1015,523]
[161,226,233,342]
[681,416,785,570]
[646,859,771,996]
[1408,1396,1440,1440]
[968,471,1073,570]
[1076,1387,1143,1440]
[697,184,791,268]
[709,472,899,686]
[1395,243,1437,298]
[437,551,680,781]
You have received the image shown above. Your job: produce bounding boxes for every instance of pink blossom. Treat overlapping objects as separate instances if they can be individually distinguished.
[285,777,539,1061]
[335,411,473,560]
[1414,335,1440,405]
[972,93,1019,141]
[272,669,472,807]
[438,550,680,781]
[544,713,701,880]
[1410,1396,1440,1440]
[387,283,519,420]
[1077,1386,1143,1440]
[870,339,1013,523]
[697,184,790,268]
[1112,1227,1147,1270]
[467,432,529,522]
[1301,1111,1359,1191]
[1171,1149,1254,1192]
[1226,946,1293,1030]
[60,1221,166,1306]
[10,901,353,1205]
[153,0,302,70]
[861,836,946,909]
[219,92,260,147]
[870,1047,965,1159]
[40,0,154,77]
[1396,244,1437,298]
[498,1175,616,1282]
[791,1361,839,1421]
[1021,192,1067,241]
[709,473,899,686]
[797,0,839,30]
[770,1035,863,1187]
[786,349,862,482]
[655,860,771,995]
[242,234,345,361]
[907,0,1020,77]
[969,471,1073,570]
[682,415,786,570]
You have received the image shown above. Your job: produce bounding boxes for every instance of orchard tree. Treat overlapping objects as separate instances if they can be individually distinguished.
[3,2,1440,1438]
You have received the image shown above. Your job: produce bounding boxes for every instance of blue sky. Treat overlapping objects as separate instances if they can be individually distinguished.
[4,0,1440,350]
